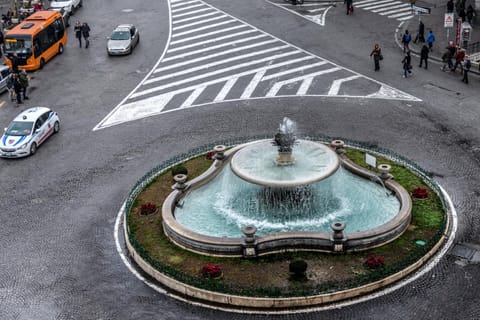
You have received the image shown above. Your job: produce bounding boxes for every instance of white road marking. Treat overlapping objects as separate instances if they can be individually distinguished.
[373,3,409,13]
[170,25,247,44]
[267,67,341,97]
[266,0,332,26]
[162,38,277,62]
[173,15,227,30]
[172,19,236,37]
[215,78,238,102]
[356,0,393,8]
[328,75,361,95]
[241,70,266,99]
[94,0,420,131]
[379,6,411,15]
[173,11,219,24]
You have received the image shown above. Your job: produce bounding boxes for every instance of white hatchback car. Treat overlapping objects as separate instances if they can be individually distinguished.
[49,0,82,13]
[0,107,60,158]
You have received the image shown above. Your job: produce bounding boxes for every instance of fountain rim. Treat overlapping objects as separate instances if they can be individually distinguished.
[230,139,341,188]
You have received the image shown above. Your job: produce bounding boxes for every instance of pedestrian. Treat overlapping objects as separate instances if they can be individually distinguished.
[427,30,435,51]
[419,44,429,69]
[441,48,452,71]
[402,30,411,52]
[369,43,382,71]
[12,73,23,105]
[74,21,82,48]
[18,69,29,100]
[466,5,476,24]
[414,21,425,43]
[345,0,353,15]
[82,22,91,49]
[452,47,465,73]
[9,52,19,73]
[410,0,416,13]
[447,0,454,13]
[6,73,16,102]
[458,6,466,22]
[447,41,456,70]
[461,55,471,83]
[402,51,412,77]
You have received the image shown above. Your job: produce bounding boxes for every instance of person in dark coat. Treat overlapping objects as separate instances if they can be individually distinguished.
[447,0,454,13]
[452,47,465,73]
[466,5,476,24]
[74,21,82,48]
[82,22,91,48]
[9,53,19,73]
[402,51,412,77]
[415,20,425,43]
[419,45,429,69]
[345,0,353,15]
[370,43,382,71]
[12,73,23,105]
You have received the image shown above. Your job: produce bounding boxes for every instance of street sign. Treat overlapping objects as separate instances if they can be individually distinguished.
[413,5,431,14]
[444,13,454,27]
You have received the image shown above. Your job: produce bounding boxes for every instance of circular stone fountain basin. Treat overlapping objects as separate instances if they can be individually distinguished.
[230,140,340,188]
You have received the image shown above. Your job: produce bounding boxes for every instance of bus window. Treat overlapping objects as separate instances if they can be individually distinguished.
[4,36,32,55]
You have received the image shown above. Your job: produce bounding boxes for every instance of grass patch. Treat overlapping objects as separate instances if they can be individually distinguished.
[126,147,446,297]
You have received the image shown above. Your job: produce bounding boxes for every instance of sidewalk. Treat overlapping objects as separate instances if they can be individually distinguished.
[398,0,480,74]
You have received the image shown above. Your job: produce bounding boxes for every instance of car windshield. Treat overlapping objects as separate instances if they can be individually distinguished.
[6,121,33,136]
[110,31,130,41]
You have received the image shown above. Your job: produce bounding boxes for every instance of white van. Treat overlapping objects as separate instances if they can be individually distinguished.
[0,66,12,93]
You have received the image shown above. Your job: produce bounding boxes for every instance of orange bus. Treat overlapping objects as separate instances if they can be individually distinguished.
[3,11,67,71]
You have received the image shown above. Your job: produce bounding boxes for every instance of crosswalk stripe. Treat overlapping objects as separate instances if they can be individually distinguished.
[380,6,411,15]
[369,2,403,12]
[297,77,314,95]
[215,78,238,102]
[171,0,199,8]
[360,0,399,10]
[241,70,266,99]
[173,7,212,18]
[173,15,227,30]
[374,4,409,13]
[180,86,205,108]
[328,75,361,95]
[162,38,278,63]
[169,29,258,51]
[173,11,219,24]
[352,0,377,5]
[266,67,341,97]
[144,50,301,87]
[172,3,204,12]
[262,61,328,81]
[395,14,414,20]
[355,0,393,8]
[173,19,236,37]
[170,25,247,44]
[153,45,291,82]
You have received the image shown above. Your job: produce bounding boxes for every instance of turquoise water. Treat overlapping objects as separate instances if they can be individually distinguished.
[174,165,400,237]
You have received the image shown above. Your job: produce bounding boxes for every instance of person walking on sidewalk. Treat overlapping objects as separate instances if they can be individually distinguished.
[370,43,382,71]
[402,30,412,52]
[441,48,453,71]
[18,70,29,100]
[6,73,16,102]
[466,5,476,24]
[74,21,82,48]
[414,21,425,43]
[82,22,91,49]
[12,73,23,105]
[447,0,454,13]
[402,51,412,78]
[461,55,471,84]
[419,44,429,69]
[427,30,435,51]
[452,47,465,73]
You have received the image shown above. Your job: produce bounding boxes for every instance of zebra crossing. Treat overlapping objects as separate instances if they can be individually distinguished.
[354,0,415,21]
[94,0,420,130]
[265,0,335,26]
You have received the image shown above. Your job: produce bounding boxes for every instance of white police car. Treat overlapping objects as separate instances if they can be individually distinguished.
[0,107,60,158]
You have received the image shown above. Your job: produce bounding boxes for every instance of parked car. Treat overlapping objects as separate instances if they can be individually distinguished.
[47,6,71,27]
[0,66,12,94]
[107,24,140,56]
[49,0,82,14]
[0,107,60,158]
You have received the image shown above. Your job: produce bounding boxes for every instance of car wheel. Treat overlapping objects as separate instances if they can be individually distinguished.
[39,58,45,69]
[53,121,60,133]
[30,143,37,156]
[58,44,64,54]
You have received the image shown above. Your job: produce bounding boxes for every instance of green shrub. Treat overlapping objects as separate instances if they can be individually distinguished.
[171,165,188,177]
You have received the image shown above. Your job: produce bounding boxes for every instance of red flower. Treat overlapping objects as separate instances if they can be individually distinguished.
[202,263,222,278]
[412,187,429,199]
[364,254,385,269]
[140,202,157,215]
[206,151,217,160]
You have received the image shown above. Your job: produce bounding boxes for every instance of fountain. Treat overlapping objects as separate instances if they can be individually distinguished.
[162,118,412,257]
